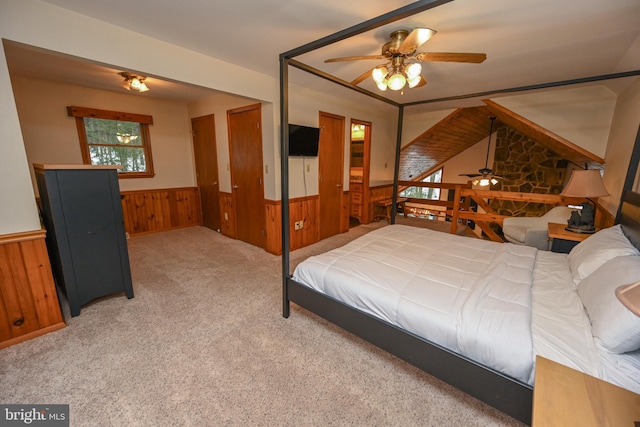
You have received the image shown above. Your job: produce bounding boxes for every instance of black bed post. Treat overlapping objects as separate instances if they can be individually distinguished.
[391,105,404,224]
[280,55,291,318]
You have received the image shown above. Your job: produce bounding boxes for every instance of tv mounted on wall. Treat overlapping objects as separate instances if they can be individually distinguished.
[288,124,320,157]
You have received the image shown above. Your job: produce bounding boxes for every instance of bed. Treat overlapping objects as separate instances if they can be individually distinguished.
[283,191,640,425]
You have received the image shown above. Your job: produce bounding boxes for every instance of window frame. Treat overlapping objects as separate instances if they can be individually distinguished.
[67,106,155,178]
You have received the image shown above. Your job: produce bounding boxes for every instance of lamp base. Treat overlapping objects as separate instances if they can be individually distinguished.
[565,225,596,234]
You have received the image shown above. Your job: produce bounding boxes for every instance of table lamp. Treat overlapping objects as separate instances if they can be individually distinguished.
[560,169,609,233]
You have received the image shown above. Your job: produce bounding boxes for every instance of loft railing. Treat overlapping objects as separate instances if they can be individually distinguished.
[397,180,611,241]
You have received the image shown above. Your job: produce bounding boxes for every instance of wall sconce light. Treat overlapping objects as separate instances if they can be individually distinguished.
[119,72,149,93]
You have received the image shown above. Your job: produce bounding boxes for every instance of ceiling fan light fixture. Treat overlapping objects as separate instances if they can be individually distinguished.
[407,75,422,88]
[372,66,388,83]
[376,80,388,91]
[405,63,422,79]
[387,72,406,91]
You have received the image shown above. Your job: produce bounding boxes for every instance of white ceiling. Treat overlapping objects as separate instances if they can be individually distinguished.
[6,0,640,109]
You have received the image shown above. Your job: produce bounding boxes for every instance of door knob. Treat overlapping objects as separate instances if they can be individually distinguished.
[233,185,239,189]
[213,181,218,186]
[336,184,342,187]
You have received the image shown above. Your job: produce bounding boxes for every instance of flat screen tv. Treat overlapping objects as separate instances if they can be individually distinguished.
[288,124,320,157]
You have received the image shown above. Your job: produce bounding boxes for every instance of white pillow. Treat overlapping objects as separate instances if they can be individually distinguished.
[577,255,640,353]
[568,224,640,285]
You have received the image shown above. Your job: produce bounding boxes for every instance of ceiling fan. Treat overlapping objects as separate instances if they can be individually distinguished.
[460,116,502,187]
[324,27,486,92]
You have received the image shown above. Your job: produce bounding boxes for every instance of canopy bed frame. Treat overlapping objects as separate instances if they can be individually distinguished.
[279,1,640,424]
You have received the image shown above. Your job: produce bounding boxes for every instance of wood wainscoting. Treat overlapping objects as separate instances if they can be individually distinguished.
[264,193,349,255]
[0,230,65,349]
[264,196,320,255]
[368,184,394,223]
[219,191,237,239]
[120,187,202,236]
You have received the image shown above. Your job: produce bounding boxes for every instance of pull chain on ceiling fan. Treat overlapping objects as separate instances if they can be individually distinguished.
[324,27,486,92]
[460,116,502,187]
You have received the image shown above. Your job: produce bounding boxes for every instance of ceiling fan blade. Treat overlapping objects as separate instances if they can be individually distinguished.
[351,68,374,86]
[398,28,437,54]
[415,52,487,63]
[459,173,481,178]
[325,55,387,63]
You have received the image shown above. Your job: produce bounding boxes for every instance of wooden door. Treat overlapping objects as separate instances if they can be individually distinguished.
[227,104,265,248]
[192,114,221,231]
[318,112,345,239]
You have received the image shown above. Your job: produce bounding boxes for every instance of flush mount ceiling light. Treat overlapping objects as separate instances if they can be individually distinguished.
[119,72,149,93]
[325,28,486,93]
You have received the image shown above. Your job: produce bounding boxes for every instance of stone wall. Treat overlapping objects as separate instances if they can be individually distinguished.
[490,126,568,217]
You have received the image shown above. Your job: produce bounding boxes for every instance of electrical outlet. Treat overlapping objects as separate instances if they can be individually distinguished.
[294,220,304,230]
[306,164,310,173]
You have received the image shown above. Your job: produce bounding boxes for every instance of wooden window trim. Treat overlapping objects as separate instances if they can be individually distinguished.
[68,106,155,178]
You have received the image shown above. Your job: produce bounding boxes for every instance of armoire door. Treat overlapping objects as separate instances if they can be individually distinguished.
[192,114,221,232]
[227,103,265,248]
[318,111,345,240]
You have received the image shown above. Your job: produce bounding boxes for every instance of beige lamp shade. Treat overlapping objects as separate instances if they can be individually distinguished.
[616,281,640,317]
[560,169,610,198]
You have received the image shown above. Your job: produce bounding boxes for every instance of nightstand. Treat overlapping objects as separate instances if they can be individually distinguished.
[532,356,640,426]
[547,222,592,253]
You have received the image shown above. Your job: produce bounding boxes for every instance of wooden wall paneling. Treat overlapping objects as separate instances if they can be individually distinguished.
[0,230,65,349]
[219,192,237,238]
[368,185,394,223]
[341,191,350,232]
[264,200,281,255]
[120,187,202,236]
[288,196,320,251]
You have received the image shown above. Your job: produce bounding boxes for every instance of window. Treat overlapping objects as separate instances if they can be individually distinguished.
[68,106,155,178]
[401,168,442,199]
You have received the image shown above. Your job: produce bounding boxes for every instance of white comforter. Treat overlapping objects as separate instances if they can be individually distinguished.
[293,224,537,383]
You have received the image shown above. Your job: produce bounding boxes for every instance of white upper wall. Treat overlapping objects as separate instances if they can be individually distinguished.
[285,78,398,198]
[12,76,196,194]
[601,77,640,214]
[0,0,279,234]
[490,86,617,159]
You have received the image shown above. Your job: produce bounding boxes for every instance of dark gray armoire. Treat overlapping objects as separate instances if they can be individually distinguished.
[34,164,134,317]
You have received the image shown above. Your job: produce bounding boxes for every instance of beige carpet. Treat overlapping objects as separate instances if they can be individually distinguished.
[0,224,523,426]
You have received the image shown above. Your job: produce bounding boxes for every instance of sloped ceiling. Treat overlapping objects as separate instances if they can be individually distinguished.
[398,102,605,182]
[399,106,501,181]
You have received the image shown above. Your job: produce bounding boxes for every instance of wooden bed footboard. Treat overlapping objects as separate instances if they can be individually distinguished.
[285,277,533,425]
